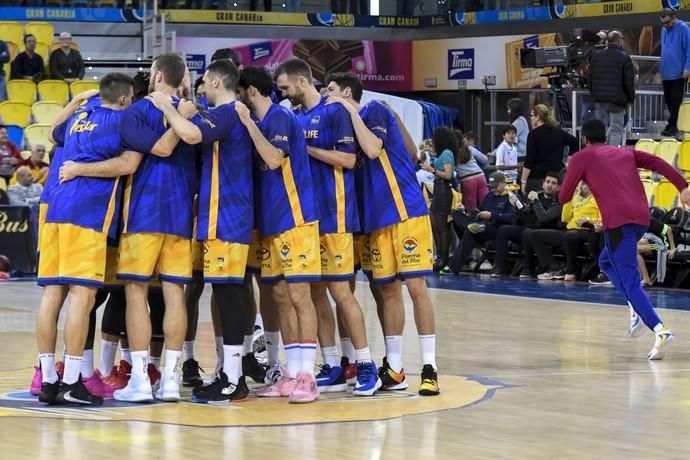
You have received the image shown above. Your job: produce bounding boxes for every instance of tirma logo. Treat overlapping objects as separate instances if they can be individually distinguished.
[250,42,273,62]
[448,49,475,80]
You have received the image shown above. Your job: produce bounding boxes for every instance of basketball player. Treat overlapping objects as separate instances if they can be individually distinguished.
[274,58,381,396]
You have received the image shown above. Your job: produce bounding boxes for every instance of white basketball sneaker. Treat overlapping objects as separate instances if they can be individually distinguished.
[113,375,153,403]
[155,372,181,402]
[648,327,674,360]
[628,306,646,338]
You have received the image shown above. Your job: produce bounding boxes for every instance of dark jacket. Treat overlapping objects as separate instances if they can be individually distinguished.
[524,125,579,179]
[479,191,516,226]
[0,41,9,77]
[588,45,635,108]
[49,48,85,80]
[11,51,44,81]
[519,191,563,229]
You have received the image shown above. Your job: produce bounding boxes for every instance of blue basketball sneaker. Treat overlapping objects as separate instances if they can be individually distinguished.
[315,364,347,392]
[353,361,382,396]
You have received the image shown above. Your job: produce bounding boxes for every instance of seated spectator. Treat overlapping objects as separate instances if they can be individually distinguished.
[10,34,44,82]
[442,172,516,274]
[49,32,85,83]
[0,125,23,187]
[454,129,488,210]
[7,166,42,206]
[10,142,49,186]
[491,172,563,278]
[0,39,9,102]
[561,182,602,281]
[494,125,520,184]
[638,218,675,286]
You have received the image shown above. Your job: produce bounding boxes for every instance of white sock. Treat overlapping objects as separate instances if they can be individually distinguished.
[62,354,82,385]
[285,343,301,378]
[99,340,118,376]
[163,350,181,379]
[265,331,281,366]
[121,348,132,365]
[301,342,317,375]
[183,341,195,361]
[243,334,253,356]
[131,351,149,381]
[340,338,356,363]
[39,353,58,384]
[419,334,437,369]
[149,356,161,369]
[80,349,94,379]
[255,313,264,330]
[654,323,665,333]
[222,344,243,385]
[214,336,224,368]
[385,335,403,373]
[355,347,371,363]
[321,345,339,368]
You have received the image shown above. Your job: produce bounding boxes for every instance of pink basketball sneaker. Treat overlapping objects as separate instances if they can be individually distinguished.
[84,370,116,398]
[256,375,297,398]
[288,371,320,404]
[30,367,42,396]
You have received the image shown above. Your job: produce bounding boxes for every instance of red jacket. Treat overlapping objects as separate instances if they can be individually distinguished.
[0,140,23,177]
[560,144,687,230]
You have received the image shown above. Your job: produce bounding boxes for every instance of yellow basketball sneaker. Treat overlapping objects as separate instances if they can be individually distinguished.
[419,364,440,396]
[648,327,673,360]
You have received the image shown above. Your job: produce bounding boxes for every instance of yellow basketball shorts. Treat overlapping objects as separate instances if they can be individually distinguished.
[191,217,204,274]
[117,232,192,284]
[261,222,321,283]
[246,229,263,274]
[37,202,48,255]
[353,233,372,276]
[103,244,123,289]
[320,232,355,281]
[37,222,107,287]
[203,239,249,284]
[369,215,433,283]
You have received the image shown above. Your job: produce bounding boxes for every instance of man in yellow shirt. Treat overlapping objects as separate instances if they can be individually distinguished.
[10,142,49,186]
[561,183,602,281]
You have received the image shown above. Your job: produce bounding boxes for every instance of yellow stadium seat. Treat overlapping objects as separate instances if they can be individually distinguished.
[0,22,23,48]
[5,40,18,61]
[20,150,31,160]
[24,124,53,150]
[32,101,63,125]
[0,101,31,127]
[635,139,657,179]
[23,22,54,47]
[6,79,37,106]
[679,101,690,135]
[70,80,99,98]
[37,80,69,104]
[678,140,690,177]
[0,179,6,192]
[641,179,654,207]
[652,180,679,211]
[655,138,680,167]
[34,42,49,62]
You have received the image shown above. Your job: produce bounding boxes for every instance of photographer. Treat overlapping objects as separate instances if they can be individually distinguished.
[588,31,635,146]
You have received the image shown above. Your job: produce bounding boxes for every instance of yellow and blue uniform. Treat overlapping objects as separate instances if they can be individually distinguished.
[117,98,197,284]
[195,101,254,284]
[255,104,320,283]
[358,101,433,282]
[295,96,358,280]
[38,105,125,287]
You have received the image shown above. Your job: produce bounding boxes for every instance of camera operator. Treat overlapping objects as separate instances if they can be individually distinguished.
[587,31,635,147]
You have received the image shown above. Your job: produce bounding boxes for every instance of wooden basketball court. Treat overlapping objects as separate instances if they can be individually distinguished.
[1,275,690,459]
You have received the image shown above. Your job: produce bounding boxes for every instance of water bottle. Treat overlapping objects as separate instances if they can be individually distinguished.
[508,190,524,210]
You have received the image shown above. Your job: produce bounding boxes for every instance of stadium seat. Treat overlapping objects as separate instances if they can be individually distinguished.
[655,138,680,167]
[24,124,52,150]
[652,180,679,211]
[679,140,690,177]
[70,80,99,97]
[5,124,24,149]
[32,101,63,125]
[641,179,655,207]
[7,80,37,106]
[37,80,69,104]
[48,41,79,55]
[3,41,19,82]
[35,42,50,62]
[20,150,31,160]
[0,22,23,49]
[24,22,54,47]
[0,101,31,127]
[635,139,657,179]
[679,101,690,136]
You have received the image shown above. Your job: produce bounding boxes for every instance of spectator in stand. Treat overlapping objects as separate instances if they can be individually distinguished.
[454,129,488,210]
[49,32,85,83]
[560,182,602,281]
[7,166,42,206]
[11,34,45,83]
[0,125,23,187]
[521,104,578,195]
[491,172,562,279]
[494,125,519,184]
[588,31,635,147]
[420,126,457,271]
[442,172,516,275]
[0,38,9,102]
[659,8,690,137]
[10,142,49,186]
[507,98,529,160]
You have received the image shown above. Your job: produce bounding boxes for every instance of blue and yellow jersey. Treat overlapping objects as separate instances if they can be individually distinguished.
[294,96,359,234]
[45,106,125,240]
[120,98,197,239]
[195,101,254,244]
[40,95,102,205]
[255,104,317,238]
[358,101,428,233]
